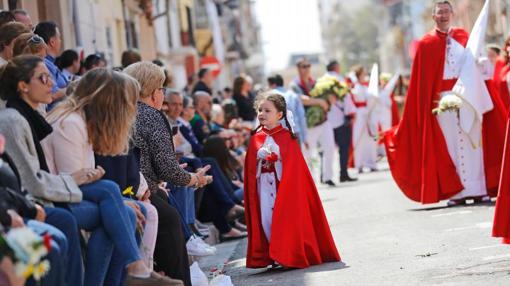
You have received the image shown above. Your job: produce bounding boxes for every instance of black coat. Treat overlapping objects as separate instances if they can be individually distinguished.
[0,153,37,227]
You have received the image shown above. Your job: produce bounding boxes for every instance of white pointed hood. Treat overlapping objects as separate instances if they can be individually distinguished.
[452,0,493,134]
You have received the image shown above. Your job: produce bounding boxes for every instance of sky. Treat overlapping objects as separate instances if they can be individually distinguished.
[253,0,324,72]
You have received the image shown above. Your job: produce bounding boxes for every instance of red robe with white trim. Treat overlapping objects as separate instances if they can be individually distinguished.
[244,125,340,268]
[384,28,505,204]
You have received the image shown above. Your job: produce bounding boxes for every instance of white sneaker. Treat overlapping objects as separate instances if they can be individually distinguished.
[193,236,217,254]
[186,237,216,256]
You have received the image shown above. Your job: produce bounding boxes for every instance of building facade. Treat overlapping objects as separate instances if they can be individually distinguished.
[1,0,265,89]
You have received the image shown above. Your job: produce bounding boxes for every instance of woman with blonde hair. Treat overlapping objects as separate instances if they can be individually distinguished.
[12,33,47,58]
[125,61,213,286]
[43,68,181,286]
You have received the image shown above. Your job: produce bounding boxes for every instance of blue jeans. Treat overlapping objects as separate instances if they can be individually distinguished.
[105,200,146,286]
[166,189,193,241]
[41,207,83,286]
[26,217,69,286]
[68,180,141,286]
[201,157,237,207]
[171,186,196,225]
[233,188,244,202]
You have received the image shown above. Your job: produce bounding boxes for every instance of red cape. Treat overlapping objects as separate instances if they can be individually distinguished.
[384,28,504,204]
[492,58,510,113]
[493,113,510,244]
[244,125,340,268]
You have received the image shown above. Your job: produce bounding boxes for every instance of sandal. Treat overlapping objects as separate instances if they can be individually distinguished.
[220,228,247,242]
[234,219,247,231]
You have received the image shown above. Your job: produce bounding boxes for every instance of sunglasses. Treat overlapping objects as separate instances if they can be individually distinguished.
[299,64,311,69]
[27,34,44,45]
[35,73,51,85]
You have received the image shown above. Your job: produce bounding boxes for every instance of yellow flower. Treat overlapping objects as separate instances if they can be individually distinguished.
[22,264,34,278]
[32,260,50,280]
[123,186,134,196]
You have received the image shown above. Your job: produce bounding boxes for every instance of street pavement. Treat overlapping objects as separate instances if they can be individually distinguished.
[200,163,510,285]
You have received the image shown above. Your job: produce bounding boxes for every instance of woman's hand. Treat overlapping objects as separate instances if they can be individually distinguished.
[195,165,211,188]
[71,166,105,186]
[35,204,46,222]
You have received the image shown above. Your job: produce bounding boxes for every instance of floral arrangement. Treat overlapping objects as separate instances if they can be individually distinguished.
[0,227,51,281]
[432,91,463,115]
[307,75,350,128]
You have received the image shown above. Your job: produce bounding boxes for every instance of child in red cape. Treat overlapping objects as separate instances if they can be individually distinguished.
[244,91,341,269]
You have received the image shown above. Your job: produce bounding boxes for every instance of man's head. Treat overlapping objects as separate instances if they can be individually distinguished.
[296,58,311,79]
[432,1,453,32]
[84,53,107,71]
[198,68,213,87]
[267,74,284,88]
[121,49,141,68]
[34,21,62,57]
[193,91,213,118]
[327,60,340,74]
[163,89,184,120]
[487,44,501,64]
[56,49,80,73]
[351,65,367,82]
[12,9,32,30]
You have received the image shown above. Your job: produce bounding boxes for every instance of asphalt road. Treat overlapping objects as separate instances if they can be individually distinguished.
[209,164,510,286]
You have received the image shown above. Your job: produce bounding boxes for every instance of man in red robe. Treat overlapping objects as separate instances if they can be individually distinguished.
[384,0,505,205]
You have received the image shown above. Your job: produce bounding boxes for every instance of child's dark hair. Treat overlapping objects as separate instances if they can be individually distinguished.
[252,90,297,139]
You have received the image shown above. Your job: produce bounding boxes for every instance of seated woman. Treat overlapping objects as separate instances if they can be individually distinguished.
[124,62,213,286]
[203,135,244,204]
[0,55,103,286]
[95,147,159,271]
[0,134,73,286]
[0,56,178,286]
[43,68,181,286]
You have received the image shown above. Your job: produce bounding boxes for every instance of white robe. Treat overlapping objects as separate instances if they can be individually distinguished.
[438,36,487,199]
[256,136,282,242]
[352,83,378,169]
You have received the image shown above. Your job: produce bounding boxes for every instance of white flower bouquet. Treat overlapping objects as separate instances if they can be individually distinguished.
[1,227,51,281]
[432,91,463,115]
